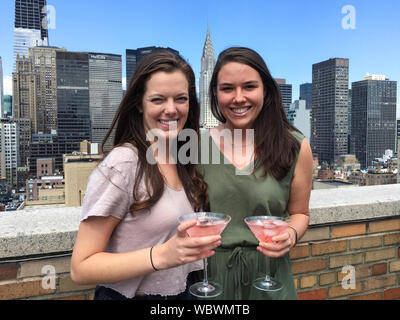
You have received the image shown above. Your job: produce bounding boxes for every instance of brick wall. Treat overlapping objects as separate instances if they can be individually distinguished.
[0,256,95,300]
[292,217,400,300]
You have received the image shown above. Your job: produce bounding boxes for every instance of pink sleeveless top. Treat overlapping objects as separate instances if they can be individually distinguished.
[81,144,202,298]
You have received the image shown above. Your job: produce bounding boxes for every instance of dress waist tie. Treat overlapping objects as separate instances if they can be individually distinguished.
[226,247,250,300]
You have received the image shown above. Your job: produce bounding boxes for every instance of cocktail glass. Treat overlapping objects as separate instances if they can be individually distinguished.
[178,212,231,298]
[244,216,289,291]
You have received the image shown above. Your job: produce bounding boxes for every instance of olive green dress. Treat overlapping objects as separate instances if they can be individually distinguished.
[197,129,304,300]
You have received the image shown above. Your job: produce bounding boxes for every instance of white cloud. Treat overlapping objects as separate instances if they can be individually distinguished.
[122,77,126,90]
[3,75,12,95]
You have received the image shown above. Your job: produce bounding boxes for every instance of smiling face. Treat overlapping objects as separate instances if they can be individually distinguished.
[216,62,264,130]
[141,70,189,141]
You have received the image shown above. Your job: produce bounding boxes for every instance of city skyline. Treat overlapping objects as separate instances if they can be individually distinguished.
[0,0,399,117]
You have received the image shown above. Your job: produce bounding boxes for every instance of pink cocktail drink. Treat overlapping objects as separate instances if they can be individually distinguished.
[178,212,231,298]
[187,218,228,237]
[244,216,290,292]
[246,219,289,243]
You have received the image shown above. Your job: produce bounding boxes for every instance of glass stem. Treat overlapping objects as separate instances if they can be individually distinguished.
[203,258,209,286]
[265,257,271,282]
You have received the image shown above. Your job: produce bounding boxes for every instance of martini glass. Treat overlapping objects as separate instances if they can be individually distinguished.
[178,212,231,298]
[244,216,289,291]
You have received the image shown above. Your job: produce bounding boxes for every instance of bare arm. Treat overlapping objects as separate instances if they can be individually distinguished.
[285,138,312,242]
[70,216,221,285]
[258,138,313,258]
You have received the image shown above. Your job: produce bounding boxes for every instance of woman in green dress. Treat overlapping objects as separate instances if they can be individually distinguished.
[198,47,313,300]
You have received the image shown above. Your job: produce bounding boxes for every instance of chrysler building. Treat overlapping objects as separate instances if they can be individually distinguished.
[199,26,219,128]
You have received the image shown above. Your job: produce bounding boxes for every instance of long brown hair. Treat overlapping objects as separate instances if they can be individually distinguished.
[102,50,208,213]
[209,47,301,180]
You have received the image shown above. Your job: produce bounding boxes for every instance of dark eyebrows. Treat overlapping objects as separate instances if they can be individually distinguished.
[243,80,260,85]
[218,80,260,87]
[146,92,188,99]
[217,82,232,87]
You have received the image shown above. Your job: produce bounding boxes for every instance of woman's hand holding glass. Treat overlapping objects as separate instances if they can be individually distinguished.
[256,226,296,258]
[152,219,221,270]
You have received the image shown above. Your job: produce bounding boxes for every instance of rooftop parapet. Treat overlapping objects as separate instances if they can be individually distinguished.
[0,184,399,300]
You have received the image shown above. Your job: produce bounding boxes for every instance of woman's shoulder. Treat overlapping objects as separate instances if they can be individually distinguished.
[102,143,138,164]
[99,143,139,175]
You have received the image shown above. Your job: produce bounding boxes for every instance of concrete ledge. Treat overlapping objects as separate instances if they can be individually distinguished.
[0,206,81,260]
[309,184,400,225]
[1,184,400,259]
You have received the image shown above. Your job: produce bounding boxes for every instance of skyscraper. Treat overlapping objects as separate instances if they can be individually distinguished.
[397,118,400,154]
[126,46,179,87]
[12,55,36,126]
[0,118,31,187]
[199,26,219,128]
[275,79,292,114]
[0,122,5,179]
[351,74,397,168]
[10,55,35,184]
[56,51,91,155]
[88,52,123,150]
[13,0,49,69]
[0,57,3,117]
[12,46,62,176]
[299,83,312,110]
[287,100,311,142]
[348,88,352,154]
[3,96,12,118]
[0,120,19,186]
[15,0,48,39]
[30,46,66,134]
[311,58,349,166]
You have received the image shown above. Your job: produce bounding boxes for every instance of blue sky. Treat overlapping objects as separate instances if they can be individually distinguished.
[1,0,399,115]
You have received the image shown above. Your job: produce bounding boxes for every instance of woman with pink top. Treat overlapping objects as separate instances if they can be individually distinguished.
[70,50,219,300]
